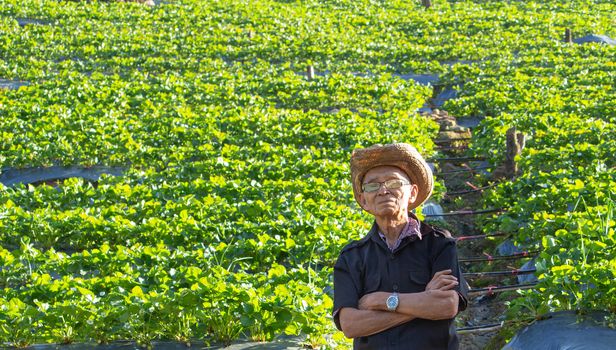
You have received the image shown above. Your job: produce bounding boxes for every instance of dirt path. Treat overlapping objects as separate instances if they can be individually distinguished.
[424,109,528,349]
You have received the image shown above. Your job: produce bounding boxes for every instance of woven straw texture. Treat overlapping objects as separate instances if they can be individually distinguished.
[351,143,433,211]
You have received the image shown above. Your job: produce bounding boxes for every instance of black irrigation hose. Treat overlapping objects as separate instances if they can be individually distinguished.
[458,250,540,263]
[435,144,469,150]
[424,208,505,217]
[463,268,537,277]
[468,282,538,296]
[445,184,497,196]
[434,137,472,143]
[429,156,487,162]
[457,322,504,334]
[435,165,492,176]
[456,232,508,241]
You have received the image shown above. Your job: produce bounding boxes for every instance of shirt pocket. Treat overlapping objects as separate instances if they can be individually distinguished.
[362,274,381,295]
[404,269,430,292]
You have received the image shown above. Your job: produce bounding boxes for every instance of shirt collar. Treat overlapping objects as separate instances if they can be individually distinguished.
[378,215,422,251]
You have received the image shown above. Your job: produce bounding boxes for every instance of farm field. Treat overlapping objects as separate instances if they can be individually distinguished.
[0,0,614,349]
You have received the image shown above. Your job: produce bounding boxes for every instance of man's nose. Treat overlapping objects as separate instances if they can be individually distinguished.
[377,184,390,194]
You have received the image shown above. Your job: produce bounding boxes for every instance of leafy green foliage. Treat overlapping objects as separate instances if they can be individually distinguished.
[0,0,614,348]
[441,4,616,334]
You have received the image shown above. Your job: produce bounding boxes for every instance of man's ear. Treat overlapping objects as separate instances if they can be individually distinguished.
[408,184,419,204]
[359,192,367,208]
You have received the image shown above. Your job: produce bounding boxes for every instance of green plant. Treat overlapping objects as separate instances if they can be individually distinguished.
[0,0,614,347]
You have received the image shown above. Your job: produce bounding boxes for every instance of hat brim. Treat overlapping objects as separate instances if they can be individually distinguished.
[351,143,433,211]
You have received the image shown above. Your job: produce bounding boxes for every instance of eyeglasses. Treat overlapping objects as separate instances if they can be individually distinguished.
[362,179,410,193]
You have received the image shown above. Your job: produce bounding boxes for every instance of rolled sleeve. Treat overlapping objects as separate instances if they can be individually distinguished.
[332,253,361,331]
[431,239,469,312]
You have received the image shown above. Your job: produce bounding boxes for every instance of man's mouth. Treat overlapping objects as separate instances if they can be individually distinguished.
[378,198,397,204]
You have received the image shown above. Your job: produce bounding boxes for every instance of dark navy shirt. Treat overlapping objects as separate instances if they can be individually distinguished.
[332,217,468,350]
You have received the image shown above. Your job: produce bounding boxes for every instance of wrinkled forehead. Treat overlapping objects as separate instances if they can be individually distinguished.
[362,165,410,183]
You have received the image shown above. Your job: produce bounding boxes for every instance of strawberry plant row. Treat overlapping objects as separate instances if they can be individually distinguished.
[1,0,615,348]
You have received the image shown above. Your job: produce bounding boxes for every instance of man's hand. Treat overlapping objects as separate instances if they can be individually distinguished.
[358,289,458,320]
[358,291,389,311]
[358,269,459,312]
[412,289,459,320]
[426,269,458,291]
[338,307,414,339]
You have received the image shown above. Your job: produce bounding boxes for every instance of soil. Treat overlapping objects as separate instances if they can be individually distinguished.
[428,111,522,350]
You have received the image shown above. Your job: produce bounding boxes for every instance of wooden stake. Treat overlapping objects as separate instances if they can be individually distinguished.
[505,127,525,178]
[564,28,573,43]
[307,65,315,80]
[516,130,526,150]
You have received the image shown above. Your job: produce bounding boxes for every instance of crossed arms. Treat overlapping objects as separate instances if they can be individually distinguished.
[338,270,460,339]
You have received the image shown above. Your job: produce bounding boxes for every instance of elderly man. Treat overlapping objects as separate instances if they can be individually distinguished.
[333,143,468,350]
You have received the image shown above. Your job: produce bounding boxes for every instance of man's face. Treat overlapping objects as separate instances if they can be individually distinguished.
[359,165,418,218]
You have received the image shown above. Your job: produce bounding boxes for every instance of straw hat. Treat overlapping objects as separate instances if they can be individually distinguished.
[350,143,433,211]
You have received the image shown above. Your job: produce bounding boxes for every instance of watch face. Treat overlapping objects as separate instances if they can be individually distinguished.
[386,294,398,310]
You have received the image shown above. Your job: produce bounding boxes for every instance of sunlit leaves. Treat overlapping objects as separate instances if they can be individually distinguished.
[0,0,615,347]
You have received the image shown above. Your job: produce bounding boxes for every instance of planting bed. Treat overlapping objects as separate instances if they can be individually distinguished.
[0,0,614,348]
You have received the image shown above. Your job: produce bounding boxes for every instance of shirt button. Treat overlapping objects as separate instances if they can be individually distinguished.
[393,283,399,291]
[390,255,395,260]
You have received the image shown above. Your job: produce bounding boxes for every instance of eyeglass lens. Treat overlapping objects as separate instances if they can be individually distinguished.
[362,179,407,192]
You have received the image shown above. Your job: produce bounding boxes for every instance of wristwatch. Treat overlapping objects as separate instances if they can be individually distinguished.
[386,292,399,312]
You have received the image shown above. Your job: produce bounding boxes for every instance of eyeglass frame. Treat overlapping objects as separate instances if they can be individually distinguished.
[361,179,411,193]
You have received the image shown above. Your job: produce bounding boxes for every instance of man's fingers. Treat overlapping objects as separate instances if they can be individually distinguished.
[429,274,458,285]
[427,270,460,292]
[437,280,459,290]
[432,269,453,278]
[358,296,369,310]
[427,275,459,291]
[429,283,457,292]
[436,275,458,281]
[433,279,458,290]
